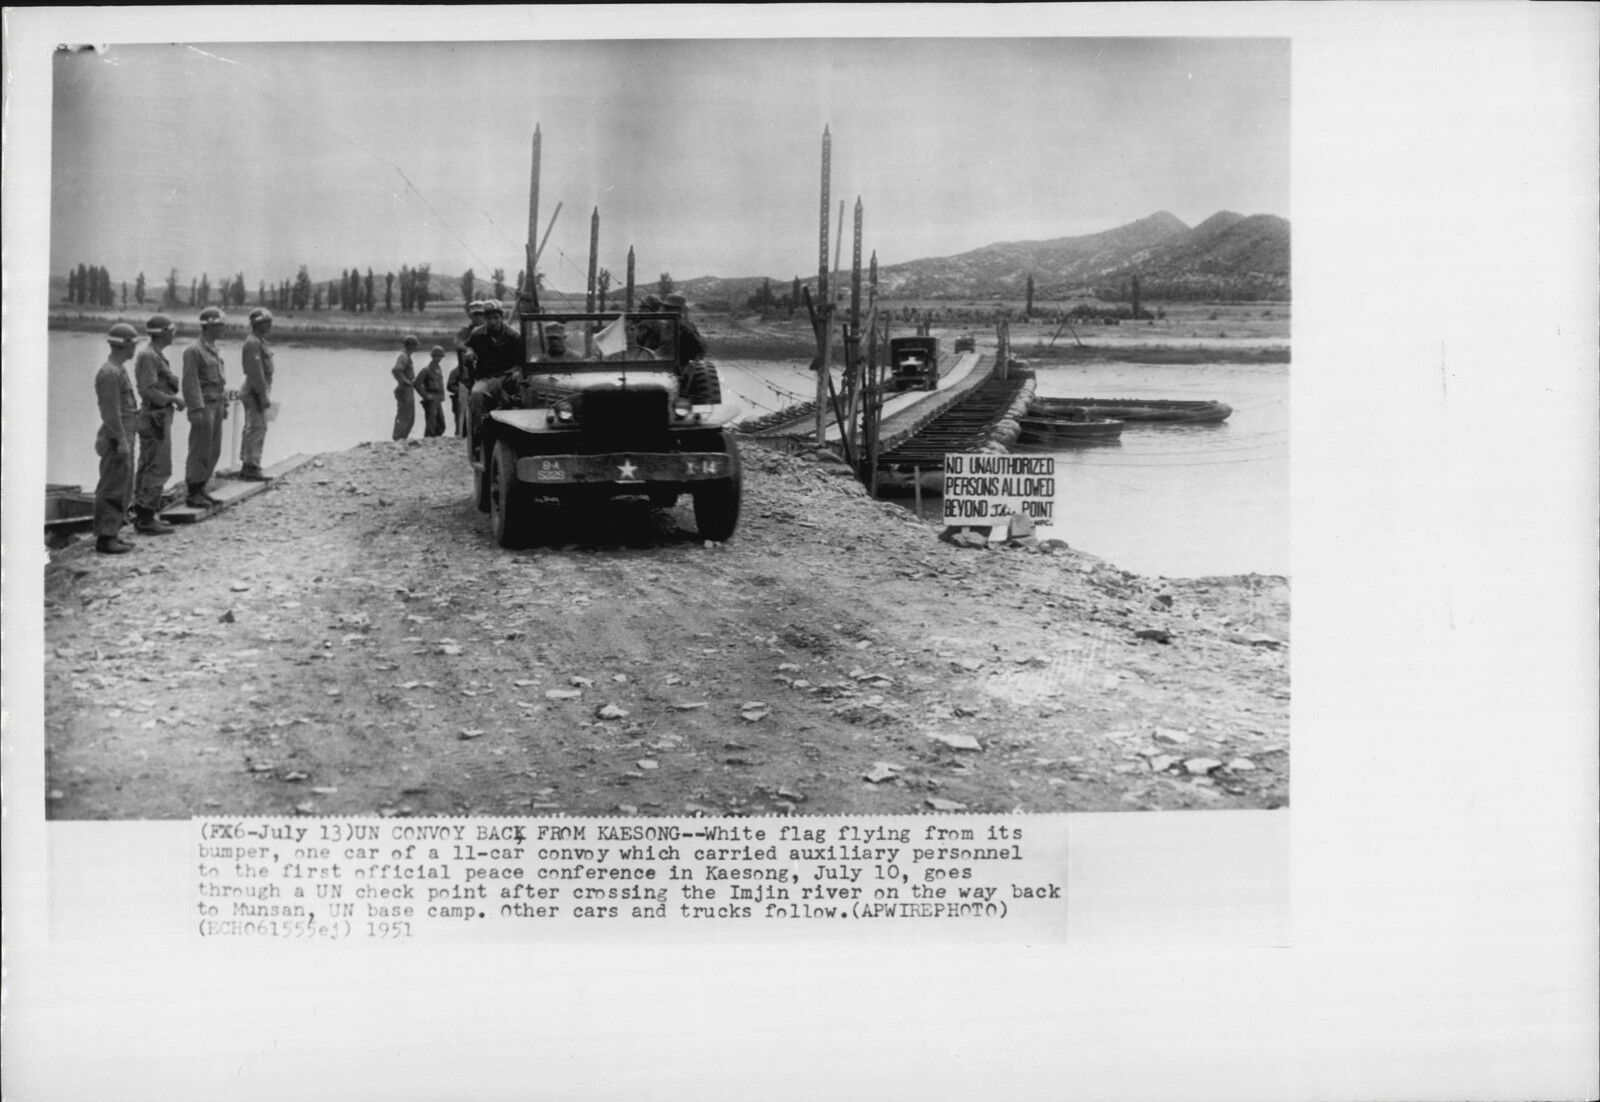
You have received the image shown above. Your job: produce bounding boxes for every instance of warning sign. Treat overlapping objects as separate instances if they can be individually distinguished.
[942,453,1057,527]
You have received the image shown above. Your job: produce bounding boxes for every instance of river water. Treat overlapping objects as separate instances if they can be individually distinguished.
[45,331,1286,577]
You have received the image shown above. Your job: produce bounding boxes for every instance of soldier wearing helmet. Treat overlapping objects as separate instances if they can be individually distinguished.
[634,294,665,354]
[392,334,421,441]
[130,314,184,535]
[416,345,448,438]
[452,299,487,435]
[92,323,142,554]
[464,299,526,453]
[661,293,707,367]
[238,308,275,481]
[181,307,229,507]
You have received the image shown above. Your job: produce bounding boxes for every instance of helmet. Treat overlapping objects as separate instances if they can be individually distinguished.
[249,307,273,325]
[198,307,227,326]
[403,334,420,348]
[430,345,446,357]
[664,293,687,311]
[106,322,140,348]
[639,294,663,310]
[482,299,504,316]
[145,314,175,335]
[543,321,566,337]
[468,300,486,315]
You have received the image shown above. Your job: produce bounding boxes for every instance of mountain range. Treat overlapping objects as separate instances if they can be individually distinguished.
[682,211,1290,305]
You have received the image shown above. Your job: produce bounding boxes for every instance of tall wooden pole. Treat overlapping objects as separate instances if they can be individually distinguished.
[850,197,863,330]
[586,207,599,313]
[816,126,832,443]
[625,246,636,313]
[832,200,845,301]
[845,199,864,456]
[523,124,541,311]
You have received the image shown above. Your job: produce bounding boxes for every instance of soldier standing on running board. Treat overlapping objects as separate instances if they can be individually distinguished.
[93,322,142,554]
[130,314,183,535]
[181,306,229,507]
[239,308,274,481]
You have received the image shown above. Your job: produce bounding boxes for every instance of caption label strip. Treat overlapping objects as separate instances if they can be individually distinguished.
[195,817,1066,940]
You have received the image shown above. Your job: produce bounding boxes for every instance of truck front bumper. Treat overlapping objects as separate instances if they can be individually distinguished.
[515,452,732,485]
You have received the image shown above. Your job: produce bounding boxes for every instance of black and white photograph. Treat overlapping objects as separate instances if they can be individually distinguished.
[4,6,1596,1102]
[40,36,1289,820]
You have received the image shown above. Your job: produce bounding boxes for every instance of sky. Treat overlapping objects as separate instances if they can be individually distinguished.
[48,35,1288,293]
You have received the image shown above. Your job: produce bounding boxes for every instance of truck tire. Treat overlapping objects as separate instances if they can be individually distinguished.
[489,440,529,548]
[476,462,492,513]
[681,360,722,405]
[692,434,742,542]
[471,419,491,512]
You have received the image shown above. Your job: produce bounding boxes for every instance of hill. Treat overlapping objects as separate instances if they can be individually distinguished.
[45,211,1288,318]
[680,210,1289,305]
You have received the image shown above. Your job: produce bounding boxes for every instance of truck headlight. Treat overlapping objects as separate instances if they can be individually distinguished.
[546,399,577,427]
[672,397,693,420]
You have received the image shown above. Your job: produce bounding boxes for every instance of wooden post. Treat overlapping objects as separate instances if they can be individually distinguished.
[625,246,635,313]
[522,125,541,307]
[850,197,863,330]
[586,207,599,313]
[913,465,922,514]
[816,126,831,444]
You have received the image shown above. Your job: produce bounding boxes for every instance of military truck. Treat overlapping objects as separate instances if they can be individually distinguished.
[885,335,940,392]
[470,311,740,548]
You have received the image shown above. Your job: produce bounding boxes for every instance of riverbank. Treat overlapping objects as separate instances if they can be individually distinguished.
[48,302,1289,363]
[43,436,1288,820]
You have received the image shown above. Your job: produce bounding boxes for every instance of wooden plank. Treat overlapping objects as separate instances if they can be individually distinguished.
[159,454,314,524]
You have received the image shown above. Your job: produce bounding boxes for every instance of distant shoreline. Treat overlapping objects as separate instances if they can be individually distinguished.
[48,308,1289,364]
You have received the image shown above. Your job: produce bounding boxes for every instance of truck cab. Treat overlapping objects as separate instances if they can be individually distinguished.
[886,335,940,392]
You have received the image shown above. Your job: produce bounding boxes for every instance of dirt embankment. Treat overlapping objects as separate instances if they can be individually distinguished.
[44,438,1288,820]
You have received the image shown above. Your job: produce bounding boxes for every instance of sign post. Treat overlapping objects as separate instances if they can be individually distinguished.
[941,452,1058,538]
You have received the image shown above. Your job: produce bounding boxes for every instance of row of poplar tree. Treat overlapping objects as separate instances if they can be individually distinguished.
[62,264,448,314]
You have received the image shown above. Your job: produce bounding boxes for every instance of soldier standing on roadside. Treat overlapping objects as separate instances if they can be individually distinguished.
[239,308,275,481]
[416,345,448,437]
[130,314,184,535]
[93,323,142,554]
[181,306,229,508]
[392,334,420,440]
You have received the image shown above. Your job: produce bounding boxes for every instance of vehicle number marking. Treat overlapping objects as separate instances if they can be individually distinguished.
[686,458,722,475]
[535,459,565,481]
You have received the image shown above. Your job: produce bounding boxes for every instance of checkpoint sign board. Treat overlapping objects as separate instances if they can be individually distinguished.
[942,453,1057,527]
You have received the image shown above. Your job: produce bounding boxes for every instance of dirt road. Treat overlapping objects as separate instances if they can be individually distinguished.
[44,437,1288,819]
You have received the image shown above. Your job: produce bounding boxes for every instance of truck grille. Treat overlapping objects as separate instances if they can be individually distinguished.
[580,387,671,449]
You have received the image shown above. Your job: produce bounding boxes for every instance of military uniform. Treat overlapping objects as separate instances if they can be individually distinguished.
[465,320,527,446]
[392,348,418,440]
[240,330,274,473]
[94,355,139,540]
[182,337,227,492]
[133,343,182,514]
[416,355,447,437]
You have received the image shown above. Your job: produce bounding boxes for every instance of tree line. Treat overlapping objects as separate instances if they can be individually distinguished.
[61,264,715,316]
